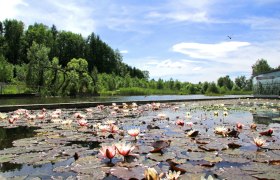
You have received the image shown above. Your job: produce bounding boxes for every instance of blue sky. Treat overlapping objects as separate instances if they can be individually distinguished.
[1,0,280,83]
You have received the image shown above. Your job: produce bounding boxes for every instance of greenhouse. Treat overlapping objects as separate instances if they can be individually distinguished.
[253,69,280,96]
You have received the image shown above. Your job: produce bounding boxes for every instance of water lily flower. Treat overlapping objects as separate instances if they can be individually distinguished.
[0,113,7,120]
[223,111,228,116]
[144,167,160,180]
[128,128,140,139]
[115,142,135,157]
[51,113,60,119]
[165,170,181,180]
[122,109,129,115]
[236,122,244,129]
[53,109,62,115]
[99,145,116,162]
[97,105,105,110]
[187,130,199,137]
[108,124,119,133]
[186,112,192,119]
[99,125,109,132]
[213,111,219,116]
[37,113,45,120]
[253,137,267,148]
[78,119,88,126]
[214,126,228,136]
[157,113,167,120]
[111,111,117,116]
[259,128,273,136]
[14,109,27,115]
[250,123,257,130]
[185,122,193,127]
[61,119,72,125]
[9,118,16,124]
[176,119,184,126]
[131,102,138,108]
[105,120,116,125]
[73,112,86,119]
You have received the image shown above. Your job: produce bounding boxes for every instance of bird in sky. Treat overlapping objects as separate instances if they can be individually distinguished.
[227,35,232,39]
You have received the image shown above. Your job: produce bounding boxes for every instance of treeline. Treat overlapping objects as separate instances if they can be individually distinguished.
[0,19,277,96]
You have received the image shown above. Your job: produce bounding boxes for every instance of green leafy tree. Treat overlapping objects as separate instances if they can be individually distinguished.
[26,42,50,92]
[3,19,24,64]
[0,55,13,82]
[217,75,233,90]
[235,76,246,89]
[252,59,272,76]
[62,58,92,96]
[206,82,219,94]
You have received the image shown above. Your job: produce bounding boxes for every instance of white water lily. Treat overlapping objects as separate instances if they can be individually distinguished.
[165,170,181,180]
[0,113,7,120]
[253,137,267,148]
[214,126,228,135]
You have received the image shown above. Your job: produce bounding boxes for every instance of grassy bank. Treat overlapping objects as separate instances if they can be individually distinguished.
[100,87,253,96]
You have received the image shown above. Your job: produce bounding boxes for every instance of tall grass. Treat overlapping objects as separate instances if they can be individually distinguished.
[100,87,182,96]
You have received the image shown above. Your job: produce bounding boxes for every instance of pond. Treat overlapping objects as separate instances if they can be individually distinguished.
[0,98,279,179]
[0,94,250,105]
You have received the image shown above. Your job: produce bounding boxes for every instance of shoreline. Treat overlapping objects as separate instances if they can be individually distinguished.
[0,95,278,112]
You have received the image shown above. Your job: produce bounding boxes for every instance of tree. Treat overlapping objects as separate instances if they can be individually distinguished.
[252,59,272,76]
[26,42,50,92]
[235,76,246,89]
[206,82,219,94]
[62,58,92,96]
[3,19,24,64]
[217,75,233,90]
[0,55,13,82]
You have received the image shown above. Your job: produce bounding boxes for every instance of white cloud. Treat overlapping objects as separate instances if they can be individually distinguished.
[0,0,28,20]
[120,50,128,54]
[172,41,250,59]
[147,11,208,22]
[0,0,96,36]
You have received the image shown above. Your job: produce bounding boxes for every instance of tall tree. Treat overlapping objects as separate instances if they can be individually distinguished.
[235,76,246,89]
[217,75,233,90]
[3,19,24,64]
[26,42,50,92]
[252,59,272,76]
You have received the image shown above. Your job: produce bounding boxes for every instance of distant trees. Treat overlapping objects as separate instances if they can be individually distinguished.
[252,59,272,76]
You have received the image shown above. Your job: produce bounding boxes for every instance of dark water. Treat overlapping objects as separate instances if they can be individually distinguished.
[0,95,251,105]
[0,126,39,150]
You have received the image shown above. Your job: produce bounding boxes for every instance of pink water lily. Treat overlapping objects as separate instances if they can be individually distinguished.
[99,145,116,162]
[176,119,184,126]
[115,142,135,157]
[253,137,267,148]
[128,128,140,140]
[78,119,88,126]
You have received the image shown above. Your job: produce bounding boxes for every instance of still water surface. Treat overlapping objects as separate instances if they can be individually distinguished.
[0,94,250,105]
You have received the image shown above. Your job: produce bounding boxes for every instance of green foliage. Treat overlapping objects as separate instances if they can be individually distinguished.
[252,59,272,76]
[0,55,13,83]
[62,58,93,96]
[217,75,234,90]
[206,82,219,94]
[26,42,50,92]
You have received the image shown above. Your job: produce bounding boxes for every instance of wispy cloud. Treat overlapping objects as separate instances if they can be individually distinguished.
[172,41,250,59]
[0,0,96,36]
[120,50,129,54]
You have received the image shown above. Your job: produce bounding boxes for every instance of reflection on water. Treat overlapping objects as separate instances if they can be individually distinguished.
[0,126,39,150]
[253,111,280,125]
[0,95,250,105]
[1,158,76,179]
